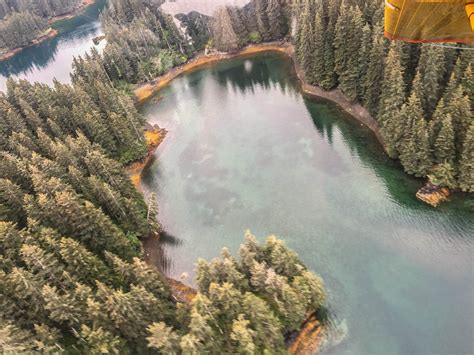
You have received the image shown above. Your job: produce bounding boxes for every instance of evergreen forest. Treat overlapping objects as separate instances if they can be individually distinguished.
[0,1,326,352]
[0,0,472,353]
[294,0,473,191]
[0,0,83,50]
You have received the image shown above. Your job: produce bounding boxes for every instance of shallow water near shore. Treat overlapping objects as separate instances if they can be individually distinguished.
[140,52,474,355]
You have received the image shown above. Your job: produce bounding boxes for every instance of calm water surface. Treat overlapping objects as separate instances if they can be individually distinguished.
[140,53,474,355]
[0,0,106,92]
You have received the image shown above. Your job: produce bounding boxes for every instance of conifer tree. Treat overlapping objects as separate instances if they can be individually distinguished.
[399,115,432,177]
[147,192,161,236]
[458,125,474,192]
[433,114,455,164]
[211,6,239,52]
[378,45,405,124]
[266,0,285,39]
[416,44,446,118]
[310,10,325,85]
[429,163,456,188]
[363,24,385,115]
[296,1,315,84]
[320,0,340,89]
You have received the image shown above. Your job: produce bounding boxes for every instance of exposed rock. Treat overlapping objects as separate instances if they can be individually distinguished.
[416,183,450,207]
[288,312,324,355]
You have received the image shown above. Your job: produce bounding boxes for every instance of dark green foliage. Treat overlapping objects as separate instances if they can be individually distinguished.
[0,11,47,50]
[211,0,289,52]
[294,0,473,189]
[98,0,190,84]
[458,125,474,192]
[147,233,326,354]
[176,11,211,50]
[0,0,82,50]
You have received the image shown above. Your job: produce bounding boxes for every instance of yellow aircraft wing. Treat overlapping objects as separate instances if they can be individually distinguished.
[385,0,474,42]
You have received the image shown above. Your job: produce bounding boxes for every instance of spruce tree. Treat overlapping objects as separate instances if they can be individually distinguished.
[416,44,446,118]
[320,0,340,89]
[399,114,432,177]
[363,23,386,115]
[147,192,161,237]
[266,0,285,40]
[378,45,406,157]
[458,125,474,192]
[296,1,315,84]
[311,10,325,85]
[378,45,406,122]
[433,114,455,164]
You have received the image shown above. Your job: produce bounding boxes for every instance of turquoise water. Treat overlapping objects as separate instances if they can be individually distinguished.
[0,0,106,92]
[140,53,474,354]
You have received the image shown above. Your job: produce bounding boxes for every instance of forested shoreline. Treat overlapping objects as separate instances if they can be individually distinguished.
[0,0,86,54]
[0,0,328,352]
[294,0,473,192]
[0,0,472,352]
[96,0,472,192]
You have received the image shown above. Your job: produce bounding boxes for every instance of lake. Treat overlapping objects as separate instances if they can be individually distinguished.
[0,0,107,92]
[140,53,474,355]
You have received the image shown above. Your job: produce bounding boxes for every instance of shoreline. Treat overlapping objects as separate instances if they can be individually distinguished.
[134,42,384,147]
[0,0,96,62]
[126,124,167,190]
[48,0,96,24]
[0,28,58,61]
[134,42,465,206]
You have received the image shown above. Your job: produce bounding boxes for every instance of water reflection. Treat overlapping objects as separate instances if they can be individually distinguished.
[143,230,183,274]
[139,52,473,355]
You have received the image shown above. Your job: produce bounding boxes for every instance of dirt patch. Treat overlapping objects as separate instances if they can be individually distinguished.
[167,278,198,304]
[126,124,167,189]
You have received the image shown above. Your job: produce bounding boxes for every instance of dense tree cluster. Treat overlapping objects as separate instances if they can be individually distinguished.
[96,0,290,84]
[0,221,176,353]
[0,47,326,352]
[0,0,82,50]
[0,0,82,20]
[295,0,473,191]
[210,0,289,52]
[0,63,182,351]
[0,11,47,50]
[98,0,190,83]
[0,75,152,253]
[1,214,325,352]
[147,233,326,354]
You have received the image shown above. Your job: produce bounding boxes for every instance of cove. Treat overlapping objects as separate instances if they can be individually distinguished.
[140,52,474,354]
[0,0,107,92]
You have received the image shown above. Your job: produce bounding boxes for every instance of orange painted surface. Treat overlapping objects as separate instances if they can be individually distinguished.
[385,0,474,42]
